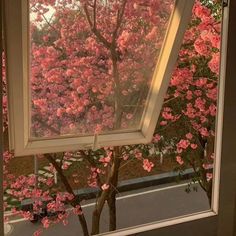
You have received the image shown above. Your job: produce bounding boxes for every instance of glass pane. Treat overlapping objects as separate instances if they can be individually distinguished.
[4,1,222,236]
[29,0,175,138]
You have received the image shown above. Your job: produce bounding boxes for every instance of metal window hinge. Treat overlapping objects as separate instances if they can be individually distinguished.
[223,0,229,7]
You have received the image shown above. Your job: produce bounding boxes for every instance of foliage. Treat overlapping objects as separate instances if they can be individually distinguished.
[3,0,221,235]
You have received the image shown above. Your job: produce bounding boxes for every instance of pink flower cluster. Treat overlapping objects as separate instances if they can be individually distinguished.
[142,159,154,172]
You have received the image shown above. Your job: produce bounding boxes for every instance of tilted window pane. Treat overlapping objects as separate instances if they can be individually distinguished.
[30,0,175,138]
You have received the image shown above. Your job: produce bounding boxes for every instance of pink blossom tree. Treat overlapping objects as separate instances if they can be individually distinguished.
[3,0,221,235]
[154,0,221,203]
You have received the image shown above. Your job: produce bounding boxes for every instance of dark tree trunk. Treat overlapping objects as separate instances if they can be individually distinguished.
[107,189,117,231]
[45,154,89,236]
[91,147,121,235]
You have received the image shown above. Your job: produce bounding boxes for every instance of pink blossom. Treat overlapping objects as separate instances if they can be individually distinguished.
[186,91,193,100]
[99,156,111,167]
[46,178,54,187]
[123,154,129,161]
[34,229,43,236]
[195,78,207,87]
[190,143,198,149]
[202,163,213,170]
[65,107,72,114]
[94,124,102,134]
[122,90,129,96]
[133,3,139,10]
[77,86,86,94]
[160,121,167,126]
[146,26,158,41]
[73,205,82,215]
[186,133,193,140]
[27,175,36,186]
[56,108,64,117]
[126,113,133,120]
[57,212,69,225]
[65,69,74,77]
[152,134,161,142]
[142,159,154,172]
[194,3,211,19]
[171,68,193,87]
[101,184,110,191]
[194,38,210,56]
[177,139,190,149]
[118,30,130,51]
[134,150,142,159]
[208,53,220,75]
[206,173,213,182]
[194,97,206,112]
[21,211,32,220]
[162,110,174,120]
[33,99,48,111]
[207,87,218,101]
[194,90,202,97]
[63,219,69,226]
[209,104,216,116]
[200,127,209,137]
[201,31,220,49]
[177,148,183,154]
[176,156,184,165]
[62,163,69,170]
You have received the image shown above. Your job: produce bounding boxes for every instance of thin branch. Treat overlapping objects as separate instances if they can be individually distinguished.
[112,0,127,43]
[45,153,89,236]
[32,6,59,35]
[93,0,97,29]
[185,157,207,192]
[79,150,102,188]
[83,4,111,49]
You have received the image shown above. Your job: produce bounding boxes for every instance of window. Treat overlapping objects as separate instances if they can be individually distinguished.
[4,1,235,236]
[5,0,194,156]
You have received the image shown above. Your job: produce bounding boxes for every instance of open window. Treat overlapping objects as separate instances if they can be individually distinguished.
[3,1,236,236]
[5,0,194,156]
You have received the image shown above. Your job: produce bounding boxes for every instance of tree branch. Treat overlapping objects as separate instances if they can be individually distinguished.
[45,153,89,236]
[83,3,112,49]
[112,0,127,43]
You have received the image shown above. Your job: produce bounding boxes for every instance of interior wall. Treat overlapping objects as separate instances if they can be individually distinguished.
[217,0,236,235]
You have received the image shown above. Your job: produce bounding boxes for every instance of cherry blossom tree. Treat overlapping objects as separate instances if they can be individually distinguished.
[154,0,221,204]
[30,0,173,137]
[3,0,222,235]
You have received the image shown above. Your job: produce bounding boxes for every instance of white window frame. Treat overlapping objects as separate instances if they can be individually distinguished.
[5,0,194,156]
[2,1,236,236]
